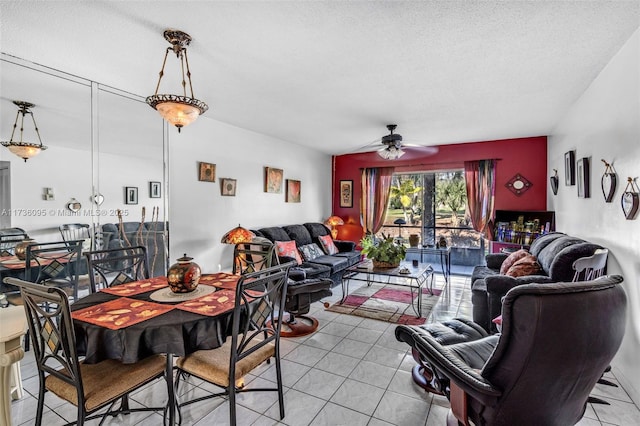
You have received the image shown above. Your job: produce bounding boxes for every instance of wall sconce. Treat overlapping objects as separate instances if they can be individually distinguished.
[146,29,209,132]
[1,101,48,162]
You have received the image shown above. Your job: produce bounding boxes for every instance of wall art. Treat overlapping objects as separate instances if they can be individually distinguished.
[125,187,138,205]
[286,179,301,203]
[621,177,639,220]
[505,173,532,196]
[198,162,216,182]
[339,180,353,208]
[264,167,283,193]
[600,159,617,202]
[549,169,559,195]
[577,157,590,198]
[149,181,161,198]
[564,150,576,186]
[221,178,237,196]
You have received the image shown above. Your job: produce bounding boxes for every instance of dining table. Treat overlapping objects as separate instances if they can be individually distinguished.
[70,272,243,425]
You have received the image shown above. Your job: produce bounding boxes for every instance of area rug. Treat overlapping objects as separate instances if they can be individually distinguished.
[326,282,442,325]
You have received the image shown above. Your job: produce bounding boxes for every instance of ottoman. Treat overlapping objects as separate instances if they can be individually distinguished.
[396,318,488,394]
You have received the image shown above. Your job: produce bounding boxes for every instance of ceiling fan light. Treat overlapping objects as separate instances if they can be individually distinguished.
[378,146,405,160]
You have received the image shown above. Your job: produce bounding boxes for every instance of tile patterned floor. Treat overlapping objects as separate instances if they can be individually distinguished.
[10,270,640,425]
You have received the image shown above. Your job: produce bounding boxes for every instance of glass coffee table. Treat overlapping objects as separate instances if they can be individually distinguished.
[340,260,434,317]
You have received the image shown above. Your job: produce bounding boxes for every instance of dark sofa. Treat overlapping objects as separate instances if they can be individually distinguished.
[471,232,605,332]
[256,222,361,286]
[102,221,168,278]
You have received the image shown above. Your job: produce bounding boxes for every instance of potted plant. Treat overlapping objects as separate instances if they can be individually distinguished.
[360,233,406,268]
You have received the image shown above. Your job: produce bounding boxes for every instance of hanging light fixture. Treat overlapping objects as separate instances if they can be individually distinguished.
[146,29,209,132]
[1,101,48,162]
[378,145,405,160]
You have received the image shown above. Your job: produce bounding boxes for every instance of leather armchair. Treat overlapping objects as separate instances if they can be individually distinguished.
[396,275,627,426]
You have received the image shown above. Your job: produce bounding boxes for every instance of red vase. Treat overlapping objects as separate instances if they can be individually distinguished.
[167,253,201,293]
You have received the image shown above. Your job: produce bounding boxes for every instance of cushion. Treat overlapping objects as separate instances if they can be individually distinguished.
[299,243,324,261]
[275,241,302,265]
[318,235,339,255]
[499,249,529,274]
[505,254,542,277]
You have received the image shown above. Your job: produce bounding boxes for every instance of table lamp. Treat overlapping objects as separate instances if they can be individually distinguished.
[325,216,344,239]
[220,224,255,244]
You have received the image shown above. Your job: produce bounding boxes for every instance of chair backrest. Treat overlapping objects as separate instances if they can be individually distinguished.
[479,275,626,425]
[25,240,83,299]
[84,246,149,292]
[59,223,92,247]
[6,278,85,401]
[0,227,28,256]
[572,248,609,281]
[229,262,293,375]
[232,239,276,274]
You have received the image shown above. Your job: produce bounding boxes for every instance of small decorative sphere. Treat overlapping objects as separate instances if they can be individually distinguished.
[14,239,37,260]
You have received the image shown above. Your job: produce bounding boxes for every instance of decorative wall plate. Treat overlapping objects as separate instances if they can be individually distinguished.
[549,169,559,195]
[505,174,532,196]
[621,178,639,220]
[600,160,617,203]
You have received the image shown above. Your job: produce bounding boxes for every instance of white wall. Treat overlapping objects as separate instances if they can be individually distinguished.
[548,28,640,404]
[168,118,332,272]
[2,144,165,242]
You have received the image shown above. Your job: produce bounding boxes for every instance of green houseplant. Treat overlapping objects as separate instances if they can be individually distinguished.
[360,233,406,268]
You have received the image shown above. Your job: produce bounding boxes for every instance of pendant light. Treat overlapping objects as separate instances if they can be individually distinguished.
[1,101,48,162]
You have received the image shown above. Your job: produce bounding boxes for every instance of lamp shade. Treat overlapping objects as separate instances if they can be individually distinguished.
[221,225,255,244]
[325,216,345,227]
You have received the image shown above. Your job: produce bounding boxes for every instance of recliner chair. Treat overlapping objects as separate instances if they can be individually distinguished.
[396,275,627,426]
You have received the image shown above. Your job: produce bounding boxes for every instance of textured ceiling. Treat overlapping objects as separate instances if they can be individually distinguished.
[1,1,638,155]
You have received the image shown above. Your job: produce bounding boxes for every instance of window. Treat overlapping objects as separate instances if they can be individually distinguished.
[382,171,481,249]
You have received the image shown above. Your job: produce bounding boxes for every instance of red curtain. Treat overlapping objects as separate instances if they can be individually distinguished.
[464,160,496,239]
[360,167,395,235]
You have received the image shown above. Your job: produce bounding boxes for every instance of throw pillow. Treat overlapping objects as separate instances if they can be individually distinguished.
[505,254,542,277]
[299,243,324,261]
[318,234,339,255]
[499,249,529,274]
[274,240,302,265]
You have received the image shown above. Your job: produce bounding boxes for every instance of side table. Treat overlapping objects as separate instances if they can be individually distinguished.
[0,305,27,426]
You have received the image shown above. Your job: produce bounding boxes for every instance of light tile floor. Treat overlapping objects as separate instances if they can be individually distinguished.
[11,270,640,425]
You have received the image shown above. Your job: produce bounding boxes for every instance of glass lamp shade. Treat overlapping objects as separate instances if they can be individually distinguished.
[221,225,255,244]
[146,95,208,131]
[325,216,344,227]
[1,142,47,162]
[378,146,405,160]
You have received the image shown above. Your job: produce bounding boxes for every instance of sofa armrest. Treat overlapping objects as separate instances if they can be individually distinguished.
[485,253,508,270]
[334,240,356,253]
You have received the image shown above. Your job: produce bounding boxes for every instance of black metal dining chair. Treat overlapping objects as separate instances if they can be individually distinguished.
[25,240,89,302]
[174,262,294,426]
[232,239,276,274]
[5,277,166,426]
[0,227,29,256]
[84,246,149,293]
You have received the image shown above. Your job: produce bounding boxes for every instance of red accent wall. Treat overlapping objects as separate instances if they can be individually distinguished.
[332,136,548,242]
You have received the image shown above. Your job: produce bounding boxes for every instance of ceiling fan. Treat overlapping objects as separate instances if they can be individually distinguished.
[356,124,438,160]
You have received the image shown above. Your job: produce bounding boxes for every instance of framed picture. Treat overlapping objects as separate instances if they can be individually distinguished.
[286,179,301,203]
[264,167,283,193]
[198,162,216,182]
[125,186,138,205]
[339,180,353,208]
[577,157,590,198]
[221,178,237,196]
[149,181,161,198]
[564,150,576,186]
